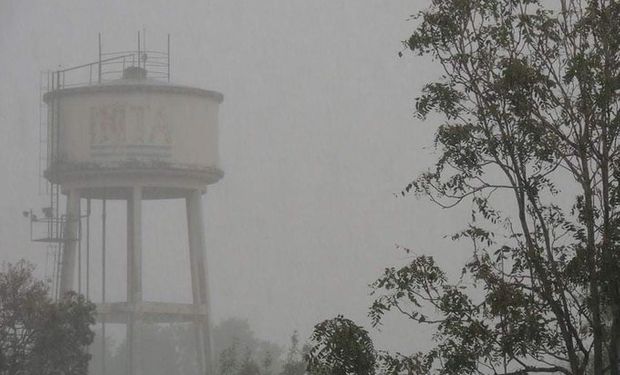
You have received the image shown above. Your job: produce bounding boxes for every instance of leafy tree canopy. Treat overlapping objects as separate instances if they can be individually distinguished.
[306,315,376,375]
[0,260,96,375]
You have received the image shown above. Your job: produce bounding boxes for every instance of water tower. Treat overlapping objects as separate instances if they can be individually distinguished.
[34,34,222,375]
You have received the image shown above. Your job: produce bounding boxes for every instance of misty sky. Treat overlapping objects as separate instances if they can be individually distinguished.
[0,1,473,353]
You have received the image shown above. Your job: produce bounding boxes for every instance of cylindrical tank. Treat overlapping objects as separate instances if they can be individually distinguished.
[43,71,224,199]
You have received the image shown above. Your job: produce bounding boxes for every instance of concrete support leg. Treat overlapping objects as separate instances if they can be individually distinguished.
[187,189,213,375]
[127,186,143,375]
[60,188,81,295]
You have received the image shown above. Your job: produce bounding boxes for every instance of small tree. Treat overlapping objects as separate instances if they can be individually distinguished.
[213,318,284,375]
[219,339,240,375]
[306,315,376,375]
[0,260,95,375]
[238,347,262,375]
[279,331,307,375]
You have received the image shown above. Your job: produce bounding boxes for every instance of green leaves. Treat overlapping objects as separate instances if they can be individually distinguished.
[0,260,95,375]
[27,292,96,375]
[416,82,464,120]
[306,316,376,375]
[391,0,620,373]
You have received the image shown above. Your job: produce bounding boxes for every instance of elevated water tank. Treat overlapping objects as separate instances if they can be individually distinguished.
[44,67,224,199]
[38,38,222,375]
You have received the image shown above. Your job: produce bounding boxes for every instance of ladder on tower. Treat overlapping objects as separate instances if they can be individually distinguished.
[29,70,69,301]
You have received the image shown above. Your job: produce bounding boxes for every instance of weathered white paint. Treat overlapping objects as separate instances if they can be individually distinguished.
[127,185,143,375]
[187,189,213,374]
[45,81,223,188]
[59,188,80,294]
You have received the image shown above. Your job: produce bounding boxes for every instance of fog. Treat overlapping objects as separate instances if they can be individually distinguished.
[0,0,473,370]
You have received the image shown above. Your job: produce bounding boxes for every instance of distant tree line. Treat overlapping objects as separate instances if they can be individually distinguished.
[88,316,308,375]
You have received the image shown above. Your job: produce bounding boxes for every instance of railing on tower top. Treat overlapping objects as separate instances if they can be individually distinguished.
[50,32,171,89]
[52,49,170,89]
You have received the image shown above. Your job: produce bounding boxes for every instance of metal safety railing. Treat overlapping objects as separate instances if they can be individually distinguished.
[49,33,171,89]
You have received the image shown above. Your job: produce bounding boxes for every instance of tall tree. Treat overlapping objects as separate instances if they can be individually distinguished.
[0,260,95,375]
[367,0,620,375]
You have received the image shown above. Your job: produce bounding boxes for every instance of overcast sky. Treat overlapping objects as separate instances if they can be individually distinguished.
[0,0,473,353]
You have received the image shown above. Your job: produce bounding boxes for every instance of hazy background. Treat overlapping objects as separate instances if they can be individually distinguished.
[0,0,471,354]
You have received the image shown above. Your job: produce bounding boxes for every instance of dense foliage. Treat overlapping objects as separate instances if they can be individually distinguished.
[306,316,376,375]
[0,260,95,375]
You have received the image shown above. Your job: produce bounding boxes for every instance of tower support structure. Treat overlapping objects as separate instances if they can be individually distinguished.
[59,188,81,294]
[58,185,216,375]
